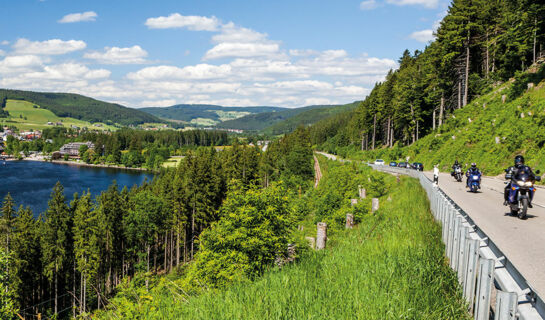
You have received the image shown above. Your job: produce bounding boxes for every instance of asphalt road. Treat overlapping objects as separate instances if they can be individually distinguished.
[428,171,545,297]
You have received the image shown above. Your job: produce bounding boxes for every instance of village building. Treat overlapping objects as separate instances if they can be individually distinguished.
[59,141,95,157]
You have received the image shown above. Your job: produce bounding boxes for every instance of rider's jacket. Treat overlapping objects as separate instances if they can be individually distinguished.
[466,168,481,177]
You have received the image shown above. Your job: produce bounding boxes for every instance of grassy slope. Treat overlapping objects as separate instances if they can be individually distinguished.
[262,102,360,135]
[348,69,545,175]
[98,164,468,320]
[1,100,116,131]
[0,89,160,126]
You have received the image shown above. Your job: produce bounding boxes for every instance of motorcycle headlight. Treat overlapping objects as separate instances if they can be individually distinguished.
[524,181,534,187]
[517,181,525,186]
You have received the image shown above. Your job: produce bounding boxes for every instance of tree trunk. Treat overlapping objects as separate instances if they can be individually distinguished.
[146,244,150,290]
[458,81,462,109]
[372,114,376,150]
[164,231,168,272]
[463,31,470,107]
[485,31,489,78]
[533,18,537,64]
[386,117,391,147]
[176,229,180,266]
[439,94,444,127]
[73,261,76,318]
[191,205,195,259]
[432,109,436,130]
[390,127,394,147]
[360,132,364,151]
[55,265,58,315]
[416,121,419,141]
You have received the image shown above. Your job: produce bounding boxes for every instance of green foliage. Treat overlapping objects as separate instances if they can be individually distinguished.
[0,249,18,319]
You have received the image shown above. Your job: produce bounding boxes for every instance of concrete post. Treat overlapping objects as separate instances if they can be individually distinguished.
[474,258,495,320]
[494,291,517,320]
[316,222,327,250]
[345,214,354,229]
[371,198,379,212]
[358,185,366,199]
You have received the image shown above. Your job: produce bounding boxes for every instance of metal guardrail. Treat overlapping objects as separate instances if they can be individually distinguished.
[370,164,544,320]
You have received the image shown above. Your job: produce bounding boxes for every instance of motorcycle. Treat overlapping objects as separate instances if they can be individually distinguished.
[467,171,481,193]
[505,169,541,219]
[452,166,463,182]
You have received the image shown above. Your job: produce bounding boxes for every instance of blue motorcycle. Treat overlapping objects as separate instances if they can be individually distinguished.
[467,171,481,193]
[505,169,541,219]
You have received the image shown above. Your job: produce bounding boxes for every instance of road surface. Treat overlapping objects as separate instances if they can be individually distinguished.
[427,171,545,297]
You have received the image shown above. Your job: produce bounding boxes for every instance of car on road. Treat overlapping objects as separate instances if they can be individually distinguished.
[398,162,408,168]
[389,161,397,167]
[374,159,385,165]
[412,162,424,171]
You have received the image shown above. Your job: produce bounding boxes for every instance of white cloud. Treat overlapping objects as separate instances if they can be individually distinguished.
[0,50,5,56]
[289,49,319,57]
[141,99,177,107]
[409,29,434,42]
[58,11,97,23]
[204,42,280,60]
[360,0,378,10]
[127,64,232,80]
[1,41,9,46]
[84,46,148,64]
[0,55,44,73]
[386,0,438,8]
[13,38,86,55]
[145,13,220,31]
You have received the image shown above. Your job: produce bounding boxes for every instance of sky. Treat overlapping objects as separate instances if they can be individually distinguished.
[0,0,449,108]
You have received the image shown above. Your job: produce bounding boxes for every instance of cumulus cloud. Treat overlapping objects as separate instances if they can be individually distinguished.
[360,0,378,10]
[58,11,97,23]
[13,38,86,55]
[145,13,220,31]
[0,55,44,73]
[409,29,434,42]
[1,41,9,46]
[127,64,232,80]
[386,0,438,8]
[84,46,148,64]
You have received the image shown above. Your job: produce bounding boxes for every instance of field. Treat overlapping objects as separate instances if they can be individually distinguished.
[2,100,117,131]
[161,156,184,168]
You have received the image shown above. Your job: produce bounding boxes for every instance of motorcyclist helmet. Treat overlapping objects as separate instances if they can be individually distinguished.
[471,163,477,169]
[454,160,459,165]
[514,155,525,168]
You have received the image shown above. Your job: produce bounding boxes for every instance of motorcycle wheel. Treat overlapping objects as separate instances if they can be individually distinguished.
[518,198,528,220]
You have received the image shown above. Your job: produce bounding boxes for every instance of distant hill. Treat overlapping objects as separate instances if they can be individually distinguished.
[262,102,360,135]
[0,89,161,126]
[217,103,360,132]
[140,104,285,126]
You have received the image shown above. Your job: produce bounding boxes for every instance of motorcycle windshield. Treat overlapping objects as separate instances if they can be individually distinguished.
[514,170,532,182]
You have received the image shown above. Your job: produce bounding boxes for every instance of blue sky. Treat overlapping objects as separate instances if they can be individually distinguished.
[0,0,449,108]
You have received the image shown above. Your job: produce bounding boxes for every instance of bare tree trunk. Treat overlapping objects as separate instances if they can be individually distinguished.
[80,269,83,315]
[55,265,58,315]
[534,18,537,64]
[191,205,195,259]
[439,94,444,126]
[432,109,436,130]
[146,244,150,290]
[458,81,462,109]
[83,274,86,314]
[486,31,489,78]
[164,231,168,272]
[386,117,391,147]
[463,31,470,107]
[416,121,419,141]
[361,132,364,151]
[372,114,376,149]
[73,262,76,318]
[176,229,180,266]
[390,127,394,147]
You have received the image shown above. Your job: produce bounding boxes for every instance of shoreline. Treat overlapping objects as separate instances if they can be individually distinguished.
[4,157,153,172]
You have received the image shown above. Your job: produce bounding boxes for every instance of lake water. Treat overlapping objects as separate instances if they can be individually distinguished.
[0,161,152,216]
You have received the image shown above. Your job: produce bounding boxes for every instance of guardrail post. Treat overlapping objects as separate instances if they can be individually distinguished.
[345,214,354,229]
[457,225,469,283]
[372,198,379,213]
[358,185,366,199]
[450,216,462,270]
[463,238,480,308]
[474,258,495,320]
[316,222,327,250]
[447,206,456,261]
[494,291,517,320]
[442,202,449,245]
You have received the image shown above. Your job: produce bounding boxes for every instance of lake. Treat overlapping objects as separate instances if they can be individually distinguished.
[0,161,153,216]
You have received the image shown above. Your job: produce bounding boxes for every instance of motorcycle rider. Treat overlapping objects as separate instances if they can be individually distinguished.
[466,163,481,188]
[451,160,461,178]
[504,155,536,206]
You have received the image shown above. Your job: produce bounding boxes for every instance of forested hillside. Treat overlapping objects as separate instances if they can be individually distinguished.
[140,104,284,124]
[262,102,360,135]
[310,0,545,159]
[0,89,161,126]
[217,104,353,132]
